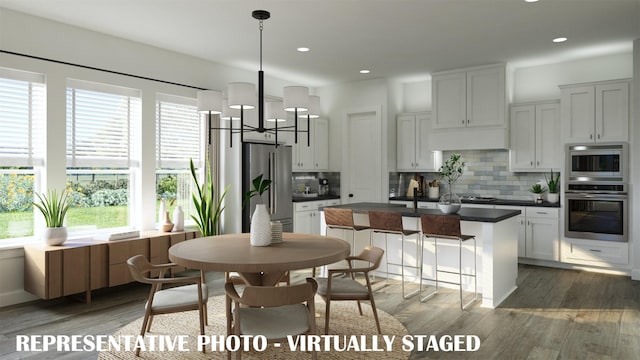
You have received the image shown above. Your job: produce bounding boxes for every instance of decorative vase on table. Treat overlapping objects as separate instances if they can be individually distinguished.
[438,193,462,214]
[172,206,184,231]
[161,211,174,232]
[250,204,272,246]
[43,226,67,246]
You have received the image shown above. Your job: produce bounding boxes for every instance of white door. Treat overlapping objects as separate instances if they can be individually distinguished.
[396,114,416,170]
[596,82,629,142]
[526,217,559,261]
[535,103,561,170]
[345,109,381,203]
[432,72,466,129]
[561,86,595,143]
[509,105,535,170]
[466,66,505,127]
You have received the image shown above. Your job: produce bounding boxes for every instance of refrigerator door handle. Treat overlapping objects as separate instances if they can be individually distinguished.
[269,152,277,215]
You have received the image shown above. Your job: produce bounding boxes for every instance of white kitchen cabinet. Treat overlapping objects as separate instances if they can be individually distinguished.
[294,199,340,234]
[396,112,442,171]
[561,238,628,267]
[432,64,506,129]
[560,80,630,143]
[525,208,559,261]
[509,101,560,171]
[496,206,559,261]
[293,117,329,171]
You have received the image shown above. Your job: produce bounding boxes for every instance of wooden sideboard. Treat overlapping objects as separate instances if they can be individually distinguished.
[24,230,199,303]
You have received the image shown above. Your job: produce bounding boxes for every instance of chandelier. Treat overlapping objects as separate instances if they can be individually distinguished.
[196,10,318,147]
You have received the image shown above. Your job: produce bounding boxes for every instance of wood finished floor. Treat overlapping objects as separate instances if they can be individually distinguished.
[1,264,639,359]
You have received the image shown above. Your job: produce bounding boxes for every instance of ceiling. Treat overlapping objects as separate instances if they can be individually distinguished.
[2,0,640,87]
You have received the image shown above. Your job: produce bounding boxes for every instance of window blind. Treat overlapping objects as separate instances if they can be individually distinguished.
[156,94,202,168]
[66,80,140,167]
[0,70,45,167]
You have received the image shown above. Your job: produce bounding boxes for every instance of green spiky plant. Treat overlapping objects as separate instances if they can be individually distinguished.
[545,169,560,194]
[243,174,272,209]
[33,190,71,228]
[190,159,229,237]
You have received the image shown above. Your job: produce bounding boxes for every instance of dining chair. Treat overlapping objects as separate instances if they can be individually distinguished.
[315,245,384,334]
[368,210,421,298]
[225,278,318,360]
[127,255,208,356]
[419,213,478,309]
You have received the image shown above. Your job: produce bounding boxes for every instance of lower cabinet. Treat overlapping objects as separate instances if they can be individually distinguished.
[525,211,560,261]
[294,199,340,234]
[561,238,629,266]
[23,230,198,302]
[496,206,559,261]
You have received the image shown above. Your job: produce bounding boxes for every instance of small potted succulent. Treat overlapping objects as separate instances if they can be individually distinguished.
[33,190,71,246]
[545,170,560,204]
[529,183,547,204]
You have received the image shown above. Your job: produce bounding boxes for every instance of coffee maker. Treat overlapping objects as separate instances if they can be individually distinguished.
[318,178,329,196]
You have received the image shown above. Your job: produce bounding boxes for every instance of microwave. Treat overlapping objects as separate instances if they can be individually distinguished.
[566,143,628,186]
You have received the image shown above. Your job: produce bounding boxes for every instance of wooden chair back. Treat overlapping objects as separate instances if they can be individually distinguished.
[355,246,385,271]
[420,214,462,238]
[368,210,403,233]
[324,208,355,228]
[233,278,318,308]
[127,255,155,283]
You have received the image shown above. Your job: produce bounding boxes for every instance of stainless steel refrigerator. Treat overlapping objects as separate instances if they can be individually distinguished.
[242,142,293,232]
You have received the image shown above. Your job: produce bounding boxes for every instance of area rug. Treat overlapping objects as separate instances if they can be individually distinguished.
[98,295,409,359]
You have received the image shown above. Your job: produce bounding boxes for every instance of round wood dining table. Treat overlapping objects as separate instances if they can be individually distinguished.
[168,232,350,286]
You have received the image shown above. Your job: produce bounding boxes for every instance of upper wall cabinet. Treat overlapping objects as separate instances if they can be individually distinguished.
[397,112,442,171]
[560,79,630,143]
[509,101,561,172]
[293,117,329,171]
[432,64,506,129]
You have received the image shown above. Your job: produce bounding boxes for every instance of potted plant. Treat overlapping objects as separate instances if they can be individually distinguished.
[529,183,547,204]
[244,174,272,246]
[438,153,465,214]
[545,169,560,204]
[190,159,229,237]
[33,190,71,246]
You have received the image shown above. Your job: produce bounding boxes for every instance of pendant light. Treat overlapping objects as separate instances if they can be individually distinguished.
[197,10,317,147]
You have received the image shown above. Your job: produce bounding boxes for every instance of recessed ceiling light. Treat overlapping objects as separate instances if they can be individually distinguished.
[524,0,539,3]
[553,37,568,43]
[296,47,310,52]
[359,69,370,74]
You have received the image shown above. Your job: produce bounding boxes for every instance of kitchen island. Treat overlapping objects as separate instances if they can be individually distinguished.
[319,202,521,308]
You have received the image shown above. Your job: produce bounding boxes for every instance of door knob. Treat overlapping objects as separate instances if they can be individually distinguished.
[348,194,354,198]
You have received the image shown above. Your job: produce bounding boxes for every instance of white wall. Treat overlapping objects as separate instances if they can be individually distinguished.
[512,52,633,102]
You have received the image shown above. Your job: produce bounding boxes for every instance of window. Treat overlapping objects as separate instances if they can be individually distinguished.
[155,94,204,225]
[0,68,45,240]
[66,79,140,232]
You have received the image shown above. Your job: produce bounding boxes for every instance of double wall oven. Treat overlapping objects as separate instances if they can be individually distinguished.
[565,143,628,242]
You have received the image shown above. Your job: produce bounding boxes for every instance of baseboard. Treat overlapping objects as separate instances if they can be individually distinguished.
[518,258,631,276]
[0,289,37,308]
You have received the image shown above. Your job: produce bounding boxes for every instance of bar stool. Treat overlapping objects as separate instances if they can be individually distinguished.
[419,214,477,310]
[368,210,420,299]
[322,208,369,276]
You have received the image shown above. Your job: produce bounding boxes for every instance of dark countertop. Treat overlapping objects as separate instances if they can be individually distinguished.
[321,202,521,223]
[389,196,561,208]
[292,194,341,203]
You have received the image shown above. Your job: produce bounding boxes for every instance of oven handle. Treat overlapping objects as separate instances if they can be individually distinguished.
[565,192,628,200]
